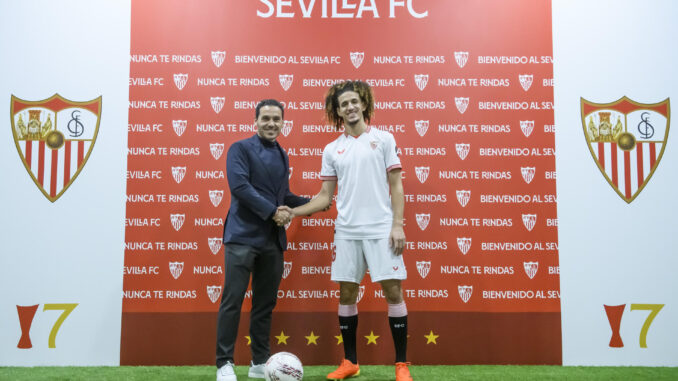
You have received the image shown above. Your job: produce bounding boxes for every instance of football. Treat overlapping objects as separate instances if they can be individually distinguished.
[264,352,303,381]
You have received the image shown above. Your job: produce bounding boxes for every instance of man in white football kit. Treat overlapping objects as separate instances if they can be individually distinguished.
[288,81,412,381]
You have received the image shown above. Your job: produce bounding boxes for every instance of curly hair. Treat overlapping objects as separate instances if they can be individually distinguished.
[324,80,374,129]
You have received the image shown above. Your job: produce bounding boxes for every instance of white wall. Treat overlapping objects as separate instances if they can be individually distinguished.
[554,0,678,366]
[0,0,130,365]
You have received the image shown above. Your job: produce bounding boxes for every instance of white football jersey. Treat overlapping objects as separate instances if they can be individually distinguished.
[320,127,401,239]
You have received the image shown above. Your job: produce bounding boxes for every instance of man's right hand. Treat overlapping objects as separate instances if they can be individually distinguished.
[273,206,295,226]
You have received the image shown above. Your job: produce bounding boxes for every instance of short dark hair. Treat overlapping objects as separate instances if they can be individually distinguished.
[255,99,284,119]
[324,81,374,129]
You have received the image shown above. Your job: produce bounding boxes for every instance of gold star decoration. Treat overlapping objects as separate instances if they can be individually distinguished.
[365,331,379,345]
[305,331,320,345]
[425,330,439,345]
[245,336,251,346]
[275,331,290,345]
[335,334,343,345]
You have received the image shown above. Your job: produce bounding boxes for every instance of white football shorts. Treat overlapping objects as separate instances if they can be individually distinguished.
[331,238,407,283]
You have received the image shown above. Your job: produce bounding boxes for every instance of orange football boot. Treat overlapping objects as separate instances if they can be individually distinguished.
[327,358,360,380]
[395,362,413,381]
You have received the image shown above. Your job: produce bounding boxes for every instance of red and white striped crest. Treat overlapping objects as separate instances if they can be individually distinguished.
[279,74,294,91]
[169,261,184,279]
[283,261,293,279]
[523,261,538,279]
[210,143,224,160]
[281,120,293,137]
[208,190,224,207]
[416,261,431,279]
[210,97,225,113]
[458,285,473,303]
[518,74,533,91]
[208,237,222,255]
[520,120,534,137]
[11,94,102,202]
[206,285,222,303]
[454,51,469,68]
[455,97,469,114]
[211,51,226,67]
[414,74,428,91]
[350,52,364,68]
[172,120,187,136]
[414,120,429,137]
[521,167,536,184]
[581,97,671,203]
[522,214,537,231]
[415,213,430,231]
[173,73,188,90]
[415,166,429,184]
[170,213,186,231]
[457,237,471,255]
[456,190,471,207]
[455,143,470,160]
[171,166,187,183]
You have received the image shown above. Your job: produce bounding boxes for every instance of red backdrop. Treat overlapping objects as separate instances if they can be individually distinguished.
[123,0,560,365]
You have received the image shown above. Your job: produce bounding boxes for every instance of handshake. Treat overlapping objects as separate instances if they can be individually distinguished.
[272,205,295,227]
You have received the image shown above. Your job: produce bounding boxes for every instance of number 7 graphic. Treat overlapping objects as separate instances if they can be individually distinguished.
[604,303,664,348]
[16,304,78,349]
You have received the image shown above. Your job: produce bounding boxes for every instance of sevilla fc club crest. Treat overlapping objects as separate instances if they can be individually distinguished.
[581,97,670,203]
[350,52,364,68]
[414,74,429,91]
[282,261,292,279]
[518,74,533,91]
[521,167,536,184]
[416,261,431,279]
[455,143,470,160]
[454,51,469,68]
[455,97,469,114]
[211,51,226,67]
[520,120,535,137]
[172,166,187,183]
[458,285,472,303]
[523,261,538,279]
[357,285,366,303]
[457,237,471,255]
[279,74,293,91]
[415,213,430,231]
[209,190,224,207]
[173,73,188,90]
[456,190,471,207]
[11,94,102,202]
[414,120,429,137]
[169,261,184,279]
[172,120,187,137]
[281,120,293,137]
[208,237,223,255]
[207,285,222,303]
[414,166,429,184]
[210,143,224,160]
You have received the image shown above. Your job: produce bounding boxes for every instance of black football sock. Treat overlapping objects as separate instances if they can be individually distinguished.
[389,315,408,363]
[388,301,408,363]
[338,314,358,363]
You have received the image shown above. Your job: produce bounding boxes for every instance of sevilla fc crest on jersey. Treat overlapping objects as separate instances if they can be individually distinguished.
[11,94,102,202]
[581,97,670,203]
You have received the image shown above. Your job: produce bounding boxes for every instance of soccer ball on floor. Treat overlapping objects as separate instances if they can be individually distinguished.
[264,351,304,381]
